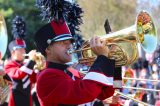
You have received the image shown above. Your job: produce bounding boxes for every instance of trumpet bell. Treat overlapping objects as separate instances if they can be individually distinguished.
[77,10,157,67]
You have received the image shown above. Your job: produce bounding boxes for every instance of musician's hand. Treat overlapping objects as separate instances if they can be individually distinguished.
[90,36,109,57]
[28,50,37,61]
[4,79,12,85]
[103,93,120,104]
[3,74,12,85]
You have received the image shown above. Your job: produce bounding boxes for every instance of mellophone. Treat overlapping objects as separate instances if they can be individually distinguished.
[68,10,157,106]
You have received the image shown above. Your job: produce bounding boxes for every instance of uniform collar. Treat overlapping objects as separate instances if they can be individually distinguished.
[47,61,68,70]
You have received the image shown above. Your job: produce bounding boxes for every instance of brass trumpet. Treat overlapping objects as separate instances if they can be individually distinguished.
[68,10,157,67]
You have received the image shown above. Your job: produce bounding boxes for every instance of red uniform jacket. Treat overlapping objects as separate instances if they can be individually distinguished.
[4,60,36,106]
[37,55,115,106]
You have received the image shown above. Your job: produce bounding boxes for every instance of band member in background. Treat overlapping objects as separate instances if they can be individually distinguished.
[4,16,37,106]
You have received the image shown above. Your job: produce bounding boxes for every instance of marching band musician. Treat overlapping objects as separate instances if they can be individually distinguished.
[34,19,116,106]
[4,16,37,106]
[34,0,122,105]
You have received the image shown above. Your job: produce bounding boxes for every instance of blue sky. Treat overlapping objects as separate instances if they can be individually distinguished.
[138,0,159,7]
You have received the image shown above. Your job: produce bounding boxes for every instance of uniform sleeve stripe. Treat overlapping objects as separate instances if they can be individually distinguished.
[83,72,113,86]
[20,66,33,75]
[22,75,29,82]
[23,79,30,89]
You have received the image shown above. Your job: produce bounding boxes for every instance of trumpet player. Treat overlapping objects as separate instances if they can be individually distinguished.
[34,18,118,106]
[4,16,37,106]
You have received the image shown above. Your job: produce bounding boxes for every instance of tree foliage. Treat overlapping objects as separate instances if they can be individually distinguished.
[0,0,46,53]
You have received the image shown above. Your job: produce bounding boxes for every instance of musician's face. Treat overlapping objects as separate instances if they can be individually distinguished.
[12,48,26,61]
[46,40,73,64]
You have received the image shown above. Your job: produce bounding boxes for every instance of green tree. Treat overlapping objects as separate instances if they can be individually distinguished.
[0,0,46,54]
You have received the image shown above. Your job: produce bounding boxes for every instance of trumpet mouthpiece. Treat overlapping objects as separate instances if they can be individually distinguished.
[67,50,73,54]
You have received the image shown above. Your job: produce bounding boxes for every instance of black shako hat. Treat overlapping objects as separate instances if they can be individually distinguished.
[9,15,26,52]
[34,20,74,56]
[34,0,83,56]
